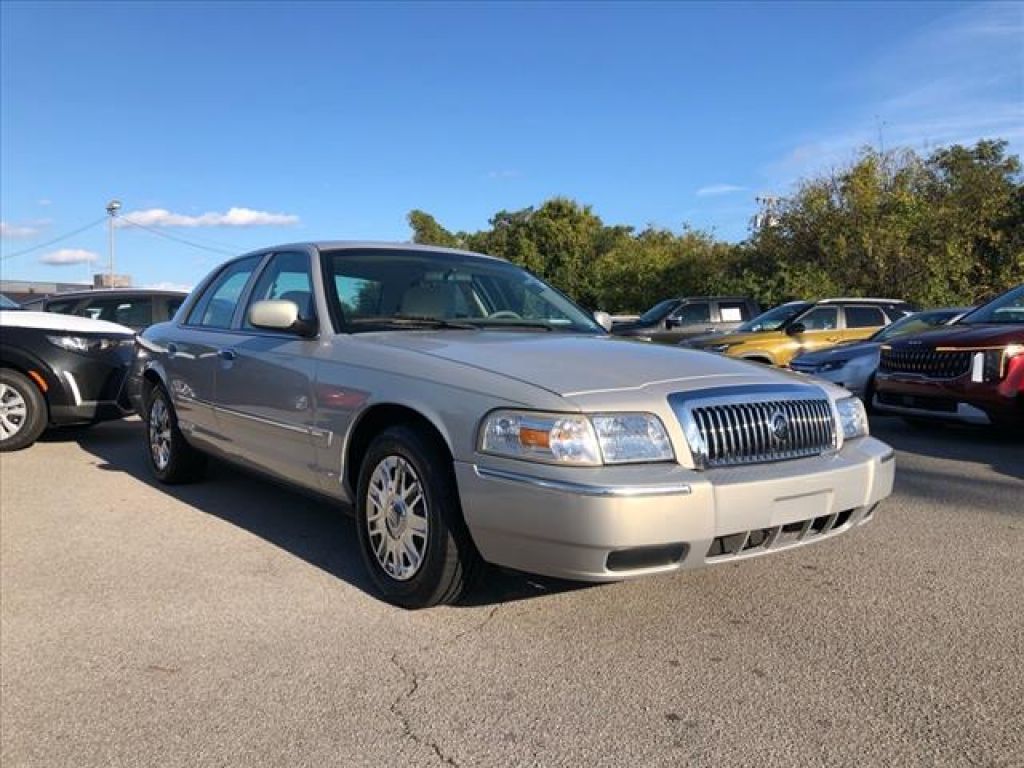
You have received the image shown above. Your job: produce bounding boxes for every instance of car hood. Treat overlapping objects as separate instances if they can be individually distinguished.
[366,331,796,397]
[0,310,134,336]
[885,323,1024,348]
[608,320,653,334]
[792,340,880,365]
[688,329,786,348]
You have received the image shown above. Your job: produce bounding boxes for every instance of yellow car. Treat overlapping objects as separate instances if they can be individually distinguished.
[686,298,914,366]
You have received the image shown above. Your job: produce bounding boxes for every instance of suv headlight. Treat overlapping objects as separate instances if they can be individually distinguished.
[479,410,674,465]
[708,344,732,353]
[46,335,127,353]
[818,359,848,372]
[835,396,869,440]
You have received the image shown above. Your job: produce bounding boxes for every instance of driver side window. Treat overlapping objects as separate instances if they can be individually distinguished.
[243,252,314,328]
[799,307,839,331]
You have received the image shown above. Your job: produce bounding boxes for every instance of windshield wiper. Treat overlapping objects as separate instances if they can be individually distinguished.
[472,320,557,331]
[367,315,480,331]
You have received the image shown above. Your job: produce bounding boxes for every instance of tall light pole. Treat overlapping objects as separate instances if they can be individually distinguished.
[105,199,121,279]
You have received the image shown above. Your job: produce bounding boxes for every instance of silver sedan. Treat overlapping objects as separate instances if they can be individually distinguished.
[130,242,894,608]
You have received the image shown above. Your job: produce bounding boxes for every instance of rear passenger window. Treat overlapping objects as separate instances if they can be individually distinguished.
[718,301,750,322]
[165,298,185,321]
[187,256,261,329]
[845,306,886,328]
[78,297,154,327]
[45,300,79,315]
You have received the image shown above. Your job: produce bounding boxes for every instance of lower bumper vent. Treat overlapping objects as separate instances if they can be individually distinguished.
[706,508,857,560]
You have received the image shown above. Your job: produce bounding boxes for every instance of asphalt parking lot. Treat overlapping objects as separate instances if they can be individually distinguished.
[1,416,1022,767]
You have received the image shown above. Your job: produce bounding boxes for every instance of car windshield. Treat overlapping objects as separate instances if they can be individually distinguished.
[0,295,21,310]
[871,309,962,341]
[737,302,811,332]
[957,285,1024,325]
[323,249,603,334]
[637,299,680,324]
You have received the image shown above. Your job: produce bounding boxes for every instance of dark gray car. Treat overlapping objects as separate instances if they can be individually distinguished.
[611,296,760,343]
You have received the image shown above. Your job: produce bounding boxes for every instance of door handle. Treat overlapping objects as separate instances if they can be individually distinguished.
[217,348,237,361]
[826,336,841,343]
[166,342,177,358]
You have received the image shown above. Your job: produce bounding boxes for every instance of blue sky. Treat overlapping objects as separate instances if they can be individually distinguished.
[1,1,1021,289]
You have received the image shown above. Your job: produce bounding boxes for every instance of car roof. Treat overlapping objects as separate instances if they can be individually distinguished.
[42,287,189,300]
[816,297,909,304]
[243,241,507,263]
[672,296,756,301]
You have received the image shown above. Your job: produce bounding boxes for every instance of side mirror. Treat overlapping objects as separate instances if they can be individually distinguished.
[249,299,317,337]
[593,310,613,332]
[664,316,679,329]
[786,322,806,336]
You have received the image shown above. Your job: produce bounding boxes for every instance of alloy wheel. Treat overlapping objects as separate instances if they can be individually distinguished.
[149,397,172,471]
[365,455,429,581]
[0,382,28,440]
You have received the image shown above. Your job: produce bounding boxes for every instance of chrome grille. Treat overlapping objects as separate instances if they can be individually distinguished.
[670,385,837,469]
[879,346,971,379]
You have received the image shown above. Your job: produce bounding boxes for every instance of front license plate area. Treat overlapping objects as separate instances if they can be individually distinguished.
[771,491,833,527]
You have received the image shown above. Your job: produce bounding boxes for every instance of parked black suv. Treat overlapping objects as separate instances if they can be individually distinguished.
[610,296,760,344]
[20,288,188,332]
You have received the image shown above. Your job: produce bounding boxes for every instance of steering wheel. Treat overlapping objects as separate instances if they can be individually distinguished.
[487,310,523,320]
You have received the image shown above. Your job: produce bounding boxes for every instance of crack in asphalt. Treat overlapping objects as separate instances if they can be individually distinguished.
[387,604,503,767]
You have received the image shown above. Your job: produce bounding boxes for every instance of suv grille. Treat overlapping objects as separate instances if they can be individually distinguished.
[671,386,836,469]
[879,347,971,379]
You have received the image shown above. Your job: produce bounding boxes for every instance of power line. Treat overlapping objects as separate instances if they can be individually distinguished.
[0,217,108,262]
[116,215,238,256]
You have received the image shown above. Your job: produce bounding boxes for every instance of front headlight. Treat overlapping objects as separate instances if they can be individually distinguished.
[835,397,869,440]
[979,344,1024,381]
[46,335,126,353]
[708,344,732,354]
[479,410,674,465]
[818,359,848,372]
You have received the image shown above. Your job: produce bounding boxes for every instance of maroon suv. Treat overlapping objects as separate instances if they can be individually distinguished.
[874,284,1024,427]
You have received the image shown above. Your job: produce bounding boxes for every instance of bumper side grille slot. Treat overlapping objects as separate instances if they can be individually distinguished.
[706,508,860,561]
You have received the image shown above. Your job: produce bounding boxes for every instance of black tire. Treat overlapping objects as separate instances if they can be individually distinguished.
[145,385,206,484]
[0,369,48,452]
[355,425,481,609]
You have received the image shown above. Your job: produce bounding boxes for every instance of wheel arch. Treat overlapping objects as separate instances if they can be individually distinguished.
[343,402,455,499]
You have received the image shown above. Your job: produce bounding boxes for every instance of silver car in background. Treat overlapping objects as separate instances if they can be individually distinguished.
[130,243,894,608]
[790,308,968,402]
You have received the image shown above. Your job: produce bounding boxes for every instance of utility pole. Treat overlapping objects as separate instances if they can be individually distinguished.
[105,199,121,279]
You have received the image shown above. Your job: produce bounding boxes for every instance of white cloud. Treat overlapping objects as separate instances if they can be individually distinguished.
[118,206,300,228]
[486,170,522,179]
[40,248,99,265]
[1,220,40,239]
[696,184,747,198]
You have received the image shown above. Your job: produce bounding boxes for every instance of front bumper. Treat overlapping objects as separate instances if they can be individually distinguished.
[873,375,1022,426]
[456,437,894,581]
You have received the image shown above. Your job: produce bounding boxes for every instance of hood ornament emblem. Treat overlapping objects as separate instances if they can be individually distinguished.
[770,409,790,443]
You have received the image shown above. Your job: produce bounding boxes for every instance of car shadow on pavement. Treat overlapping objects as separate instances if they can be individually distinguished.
[75,419,590,608]
[869,415,1024,483]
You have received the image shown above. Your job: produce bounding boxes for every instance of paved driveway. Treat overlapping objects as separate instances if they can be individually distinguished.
[1,417,1021,767]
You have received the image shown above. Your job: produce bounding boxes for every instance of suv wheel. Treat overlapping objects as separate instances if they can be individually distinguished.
[146,386,206,483]
[0,370,47,452]
[356,425,481,609]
